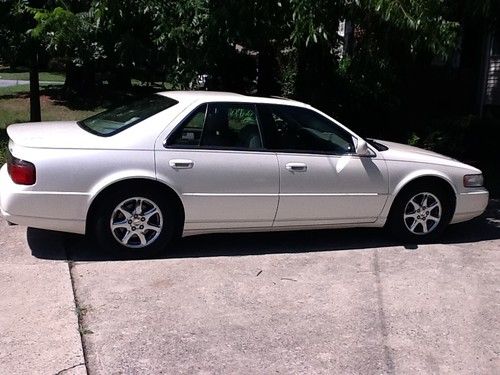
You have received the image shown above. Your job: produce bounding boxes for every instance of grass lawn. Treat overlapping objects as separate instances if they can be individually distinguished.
[0,84,32,96]
[0,71,65,82]
[0,92,99,128]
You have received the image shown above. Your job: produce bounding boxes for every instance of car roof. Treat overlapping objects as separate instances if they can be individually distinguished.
[157,90,309,108]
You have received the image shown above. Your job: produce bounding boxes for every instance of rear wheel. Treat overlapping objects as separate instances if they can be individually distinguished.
[388,184,454,242]
[93,189,175,258]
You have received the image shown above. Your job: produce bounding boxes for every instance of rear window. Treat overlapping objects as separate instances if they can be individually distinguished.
[78,95,178,136]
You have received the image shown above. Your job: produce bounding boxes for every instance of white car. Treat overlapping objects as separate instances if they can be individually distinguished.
[0,91,489,257]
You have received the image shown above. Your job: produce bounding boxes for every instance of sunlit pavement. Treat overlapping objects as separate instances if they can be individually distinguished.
[1,201,499,374]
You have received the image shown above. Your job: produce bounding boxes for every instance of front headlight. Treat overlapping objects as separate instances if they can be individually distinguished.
[463,174,484,187]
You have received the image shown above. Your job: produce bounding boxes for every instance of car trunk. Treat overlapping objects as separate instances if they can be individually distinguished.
[6,121,102,149]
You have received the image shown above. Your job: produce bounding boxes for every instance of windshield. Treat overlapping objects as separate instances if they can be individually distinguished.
[78,95,178,136]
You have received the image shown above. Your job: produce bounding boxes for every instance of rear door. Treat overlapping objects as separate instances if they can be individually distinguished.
[155,102,279,231]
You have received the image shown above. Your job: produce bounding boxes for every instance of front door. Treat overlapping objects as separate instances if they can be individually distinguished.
[257,104,388,227]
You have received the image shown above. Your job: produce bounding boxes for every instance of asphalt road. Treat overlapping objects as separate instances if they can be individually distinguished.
[1,202,499,374]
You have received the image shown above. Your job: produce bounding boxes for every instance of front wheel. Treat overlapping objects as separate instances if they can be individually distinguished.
[93,189,175,258]
[387,185,453,242]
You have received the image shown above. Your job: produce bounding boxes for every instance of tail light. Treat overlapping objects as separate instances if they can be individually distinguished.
[7,150,36,185]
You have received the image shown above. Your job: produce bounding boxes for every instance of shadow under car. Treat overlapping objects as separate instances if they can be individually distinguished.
[28,199,500,262]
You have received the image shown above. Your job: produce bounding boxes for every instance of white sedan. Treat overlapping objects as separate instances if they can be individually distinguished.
[0,91,489,257]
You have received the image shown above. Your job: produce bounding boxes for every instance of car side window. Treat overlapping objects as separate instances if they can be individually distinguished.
[168,102,263,149]
[200,103,262,149]
[167,104,207,146]
[259,104,355,154]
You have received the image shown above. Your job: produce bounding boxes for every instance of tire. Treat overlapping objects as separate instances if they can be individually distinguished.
[387,183,454,242]
[93,188,176,258]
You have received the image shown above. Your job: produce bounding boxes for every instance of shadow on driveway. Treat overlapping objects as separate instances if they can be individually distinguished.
[28,200,500,262]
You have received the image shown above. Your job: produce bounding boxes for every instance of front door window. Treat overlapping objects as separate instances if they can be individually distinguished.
[258,104,355,154]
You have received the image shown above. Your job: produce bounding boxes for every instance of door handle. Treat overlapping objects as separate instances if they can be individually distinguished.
[285,163,307,172]
[169,159,194,169]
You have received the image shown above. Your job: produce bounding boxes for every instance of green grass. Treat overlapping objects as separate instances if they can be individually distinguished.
[0,129,7,164]
[0,71,65,82]
[0,82,64,97]
[0,84,32,96]
[0,95,100,129]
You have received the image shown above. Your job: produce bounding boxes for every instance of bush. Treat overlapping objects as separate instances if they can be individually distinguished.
[407,115,498,160]
[407,114,500,197]
[0,128,8,165]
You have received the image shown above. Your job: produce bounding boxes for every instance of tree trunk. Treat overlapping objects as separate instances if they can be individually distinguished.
[343,20,355,57]
[29,50,41,122]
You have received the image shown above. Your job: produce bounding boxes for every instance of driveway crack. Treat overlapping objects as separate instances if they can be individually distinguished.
[54,362,85,375]
[65,237,91,375]
[373,249,396,374]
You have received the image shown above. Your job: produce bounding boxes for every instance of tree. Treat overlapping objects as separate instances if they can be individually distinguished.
[0,0,47,121]
[32,4,103,93]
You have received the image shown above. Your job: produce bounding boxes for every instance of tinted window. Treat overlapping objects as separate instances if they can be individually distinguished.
[259,104,355,154]
[79,95,178,136]
[167,104,207,146]
[168,102,262,149]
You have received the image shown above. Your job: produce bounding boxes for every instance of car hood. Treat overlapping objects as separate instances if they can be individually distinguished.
[375,139,480,171]
[376,139,454,159]
[6,121,105,149]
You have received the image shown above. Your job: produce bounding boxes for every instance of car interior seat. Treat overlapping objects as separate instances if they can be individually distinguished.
[200,107,235,147]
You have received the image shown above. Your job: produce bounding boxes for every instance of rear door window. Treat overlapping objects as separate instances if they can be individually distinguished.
[167,104,207,146]
[167,102,263,150]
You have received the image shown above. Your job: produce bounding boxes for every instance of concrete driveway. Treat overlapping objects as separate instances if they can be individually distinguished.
[1,203,499,374]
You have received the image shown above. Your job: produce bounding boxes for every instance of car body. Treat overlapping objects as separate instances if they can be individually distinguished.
[0,91,489,255]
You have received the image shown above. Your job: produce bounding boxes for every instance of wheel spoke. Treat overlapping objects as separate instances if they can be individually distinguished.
[422,220,429,233]
[143,207,159,221]
[117,207,132,220]
[121,230,134,245]
[111,220,129,230]
[137,232,147,246]
[410,220,419,232]
[407,199,420,213]
[428,202,439,211]
[404,212,419,220]
[421,194,429,208]
[143,223,161,233]
[428,215,440,222]
[135,199,144,215]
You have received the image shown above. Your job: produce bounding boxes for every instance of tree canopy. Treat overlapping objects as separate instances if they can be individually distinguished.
[2,0,486,89]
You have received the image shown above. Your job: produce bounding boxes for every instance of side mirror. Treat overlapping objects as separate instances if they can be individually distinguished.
[355,138,373,156]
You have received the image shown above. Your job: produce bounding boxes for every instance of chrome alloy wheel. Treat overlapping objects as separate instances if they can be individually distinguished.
[110,197,164,249]
[403,192,442,235]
